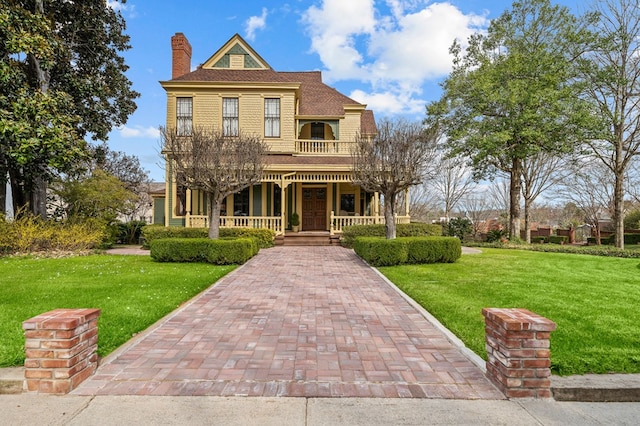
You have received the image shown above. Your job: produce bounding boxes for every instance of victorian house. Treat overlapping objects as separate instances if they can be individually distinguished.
[158,33,410,240]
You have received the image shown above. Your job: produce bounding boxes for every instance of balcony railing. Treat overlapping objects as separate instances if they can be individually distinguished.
[185,213,411,236]
[330,212,410,235]
[295,139,353,155]
[186,214,283,234]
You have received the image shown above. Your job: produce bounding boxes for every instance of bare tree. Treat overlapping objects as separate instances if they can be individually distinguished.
[352,118,438,239]
[557,158,614,244]
[580,0,640,248]
[521,152,567,242]
[409,184,441,223]
[459,192,494,240]
[161,126,268,239]
[432,155,477,221]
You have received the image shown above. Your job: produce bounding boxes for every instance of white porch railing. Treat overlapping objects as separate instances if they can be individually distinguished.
[186,215,283,234]
[330,212,411,235]
[295,139,354,155]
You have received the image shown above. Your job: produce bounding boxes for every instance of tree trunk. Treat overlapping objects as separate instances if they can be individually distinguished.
[384,192,397,239]
[613,172,625,249]
[207,195,223,239]
[509,159,522,240]
[30,176,47,218]
[9,169,28,215]
[524,196,531,244]
[0,170,6,215]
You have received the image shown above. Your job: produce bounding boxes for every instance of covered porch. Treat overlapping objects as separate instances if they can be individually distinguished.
[171,156,411,237]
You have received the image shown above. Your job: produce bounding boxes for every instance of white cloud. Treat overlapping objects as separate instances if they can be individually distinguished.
[117,125,160,139]
[245,8,268,41]
[350,89,424,116]
[302,1,489,116]
[106,1,137,18]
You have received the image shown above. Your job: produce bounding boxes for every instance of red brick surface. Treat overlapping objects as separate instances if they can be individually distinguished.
[73,247,503,399]
[483,308,556,399]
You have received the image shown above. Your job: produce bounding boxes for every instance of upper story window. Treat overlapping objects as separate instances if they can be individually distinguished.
[311,122,324,140]
[176,97,193,136]
[264,98,280,138]
[223,97,239,136]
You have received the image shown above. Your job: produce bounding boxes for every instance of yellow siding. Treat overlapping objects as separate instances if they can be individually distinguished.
[341,111,362,142]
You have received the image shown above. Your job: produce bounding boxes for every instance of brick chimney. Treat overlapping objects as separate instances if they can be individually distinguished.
[171,33,192,79]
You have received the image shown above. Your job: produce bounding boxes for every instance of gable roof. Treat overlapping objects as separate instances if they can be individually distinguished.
[201,33,271,70]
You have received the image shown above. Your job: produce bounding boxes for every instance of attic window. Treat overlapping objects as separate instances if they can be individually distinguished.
[230,54,244,69]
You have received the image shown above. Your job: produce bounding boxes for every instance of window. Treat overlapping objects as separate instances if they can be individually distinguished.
[311,122,324,140]
[264,98,280,137]
[175,173,187,216]
[233,187,250,216]
[223,98,239,136]
[176,97,192,136]
[340,194,355,213]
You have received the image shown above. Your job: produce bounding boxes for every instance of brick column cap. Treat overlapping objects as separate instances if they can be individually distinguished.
[482,308,556,332]
[23,309,101,331]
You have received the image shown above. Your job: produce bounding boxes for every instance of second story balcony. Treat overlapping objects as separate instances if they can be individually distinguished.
[295,139,354,155]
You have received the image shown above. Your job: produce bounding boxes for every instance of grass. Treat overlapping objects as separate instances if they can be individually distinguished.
[379,248,640,376]
[0,254,234,367]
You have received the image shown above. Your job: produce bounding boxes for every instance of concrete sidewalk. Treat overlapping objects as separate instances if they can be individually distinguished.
[2,394,640,425]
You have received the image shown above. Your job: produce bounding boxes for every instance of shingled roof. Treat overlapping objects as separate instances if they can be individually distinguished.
[171,68,372,119]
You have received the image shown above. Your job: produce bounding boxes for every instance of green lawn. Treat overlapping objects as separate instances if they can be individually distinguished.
[0,255,234,367]
[380,248,640,376]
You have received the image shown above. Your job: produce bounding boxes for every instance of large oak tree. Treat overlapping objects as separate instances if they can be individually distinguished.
[426,0,597,239]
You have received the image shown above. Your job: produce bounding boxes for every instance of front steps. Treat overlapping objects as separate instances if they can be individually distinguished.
[275,231,340,246]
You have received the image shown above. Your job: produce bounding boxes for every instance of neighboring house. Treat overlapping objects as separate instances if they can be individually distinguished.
[160,33,409,235]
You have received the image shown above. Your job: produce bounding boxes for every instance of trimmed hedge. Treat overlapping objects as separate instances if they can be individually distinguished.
[532,237,548,244]
[549,235,568,245]
[142,225,275,249]
[341,223,442,248]
[150,238,255,264]
[353,236,461,266]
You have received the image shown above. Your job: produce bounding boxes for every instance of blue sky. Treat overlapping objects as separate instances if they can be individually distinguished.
[107,0,582,182]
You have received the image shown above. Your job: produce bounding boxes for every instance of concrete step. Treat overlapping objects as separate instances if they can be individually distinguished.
[552,374,640,402]
[276,232,340,246]
[0,367,24,394]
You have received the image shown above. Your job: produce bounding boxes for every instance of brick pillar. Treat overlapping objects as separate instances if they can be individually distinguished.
[171,32,192,79]
[482,308,556,398]
[22,308,100,394]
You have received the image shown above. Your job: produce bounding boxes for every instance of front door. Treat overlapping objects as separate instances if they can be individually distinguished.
[302,187,326,230]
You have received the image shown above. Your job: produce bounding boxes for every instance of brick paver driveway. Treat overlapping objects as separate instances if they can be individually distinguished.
[74,246,503,399]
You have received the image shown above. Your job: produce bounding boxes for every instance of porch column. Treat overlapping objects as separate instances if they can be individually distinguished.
[405,188,410,217]
[185,189,192,227]
[374,192,380,223]
[281,183,287,233]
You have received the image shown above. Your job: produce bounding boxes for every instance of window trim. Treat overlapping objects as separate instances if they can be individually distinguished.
[222,97,239,137]
[176,97,193,136]
[264,98,281,138]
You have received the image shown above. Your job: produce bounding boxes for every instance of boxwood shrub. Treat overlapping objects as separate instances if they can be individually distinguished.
[549,235,568,245]
[341,223,442,248]
[142,225,274,249]
[531,236,548,244]
[353,236,461,266]
[404,237,461,264]
[353,237,408,266]
[150,238,255,264]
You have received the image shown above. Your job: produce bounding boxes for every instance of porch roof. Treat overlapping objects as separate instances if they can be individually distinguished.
[265,155,352,167]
